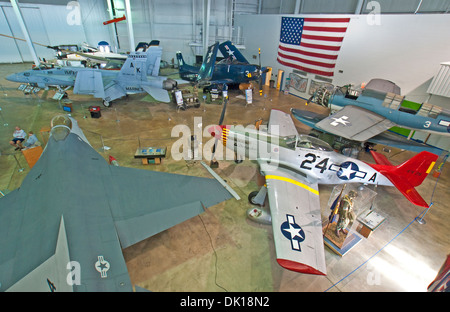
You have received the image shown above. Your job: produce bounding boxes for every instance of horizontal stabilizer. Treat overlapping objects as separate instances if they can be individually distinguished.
[141,85,170,102]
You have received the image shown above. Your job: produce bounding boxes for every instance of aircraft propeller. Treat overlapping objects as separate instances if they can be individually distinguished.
[256,48,270,96]
[209,83,229,167]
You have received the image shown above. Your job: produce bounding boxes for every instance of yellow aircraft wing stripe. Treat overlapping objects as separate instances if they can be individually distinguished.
[426,161,436,174]
[265,175,319,196]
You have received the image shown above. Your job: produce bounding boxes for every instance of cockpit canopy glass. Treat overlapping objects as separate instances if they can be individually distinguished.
[281,134,333,151]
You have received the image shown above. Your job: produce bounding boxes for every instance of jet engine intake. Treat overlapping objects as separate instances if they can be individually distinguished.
[162,78,177,90]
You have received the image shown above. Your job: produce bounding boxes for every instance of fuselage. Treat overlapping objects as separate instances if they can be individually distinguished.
[220,126,393,187]
[6,67,176,97]
[178,56,260,85]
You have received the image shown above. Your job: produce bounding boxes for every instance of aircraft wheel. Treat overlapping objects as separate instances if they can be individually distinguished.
[234,153,243,164]
[103,100,111,107]
[248,191,260,205]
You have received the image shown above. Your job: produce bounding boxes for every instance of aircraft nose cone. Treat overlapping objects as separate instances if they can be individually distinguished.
[6,73,20,82]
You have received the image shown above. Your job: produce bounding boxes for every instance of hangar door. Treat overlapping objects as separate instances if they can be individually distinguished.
[0,5,51,63]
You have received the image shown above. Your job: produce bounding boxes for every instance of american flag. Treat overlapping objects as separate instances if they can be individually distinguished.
[277,17,350,77]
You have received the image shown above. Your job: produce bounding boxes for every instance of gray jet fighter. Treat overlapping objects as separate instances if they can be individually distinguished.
[0,115,231,291]
[6,46,177,107]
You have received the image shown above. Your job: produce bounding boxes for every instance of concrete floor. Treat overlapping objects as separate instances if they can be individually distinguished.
[0,62,449,292]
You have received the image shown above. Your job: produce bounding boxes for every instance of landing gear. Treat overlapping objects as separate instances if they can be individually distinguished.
[102,100,111,107]
[234,152,243,164]
[248,191,260,205]
[246,186,271,225]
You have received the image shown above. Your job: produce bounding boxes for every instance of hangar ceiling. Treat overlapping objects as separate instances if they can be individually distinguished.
[3,0,450,14]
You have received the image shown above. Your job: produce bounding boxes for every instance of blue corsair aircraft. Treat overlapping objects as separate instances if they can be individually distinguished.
[293,79,450,149]
[176,41,265,91]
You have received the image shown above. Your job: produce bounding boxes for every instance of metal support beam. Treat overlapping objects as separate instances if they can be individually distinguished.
[414,0,423,14]
[355,0,365,14]
[203,0,211,57]
[10,0,40,66]
[106,0,120,52]
[294,0,301,14]
[124,0,135,51]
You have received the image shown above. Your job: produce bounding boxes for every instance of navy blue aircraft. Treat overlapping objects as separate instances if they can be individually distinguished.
[176,41,265,91]
[299,79,450,142]
[291,78,449,155]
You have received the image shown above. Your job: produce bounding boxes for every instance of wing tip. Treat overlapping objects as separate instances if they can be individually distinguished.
[277,259,326,276]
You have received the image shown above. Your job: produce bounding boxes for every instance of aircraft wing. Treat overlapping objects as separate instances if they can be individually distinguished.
[258,161,326,275]
[218,41,249,63]
[197,42,219,82]
[202,78,236,86]
[61,50,126,65]
[141,85,170,102]
[268,109,299,137]
[316,105,396,141]
[291,108,445,156]
[73,70,106,98]
[107,166,232,248]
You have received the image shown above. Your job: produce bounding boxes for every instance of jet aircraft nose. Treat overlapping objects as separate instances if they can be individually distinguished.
[6,73,22,82]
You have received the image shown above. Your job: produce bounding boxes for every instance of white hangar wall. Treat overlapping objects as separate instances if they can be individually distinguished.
[234,13,450,151]
[0,1,92,63]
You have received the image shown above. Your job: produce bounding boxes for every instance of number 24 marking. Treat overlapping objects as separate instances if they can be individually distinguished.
[300,153,329,173]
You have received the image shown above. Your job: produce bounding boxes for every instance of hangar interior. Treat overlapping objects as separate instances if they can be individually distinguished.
[0,0,449,292]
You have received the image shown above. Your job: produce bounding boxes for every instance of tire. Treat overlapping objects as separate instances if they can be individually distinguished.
[248,191,260,205]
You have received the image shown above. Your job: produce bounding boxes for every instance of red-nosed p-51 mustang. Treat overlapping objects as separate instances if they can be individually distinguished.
[209,109,438,276]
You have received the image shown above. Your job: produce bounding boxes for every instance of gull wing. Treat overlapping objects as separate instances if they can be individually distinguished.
[107,166,232,248]
[316,105,396,141]
[258,162,326,275]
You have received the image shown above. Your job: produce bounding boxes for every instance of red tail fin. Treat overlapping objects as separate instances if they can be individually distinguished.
[369,151,438,207]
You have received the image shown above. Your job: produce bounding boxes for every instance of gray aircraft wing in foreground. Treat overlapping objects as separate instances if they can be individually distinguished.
[0,115,232,292]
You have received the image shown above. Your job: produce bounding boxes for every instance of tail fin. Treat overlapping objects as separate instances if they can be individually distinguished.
[176,51,185,67]
[369,150,438,207]
[119,46,162,79]
[219,41,248,63]
[197,42,219,81]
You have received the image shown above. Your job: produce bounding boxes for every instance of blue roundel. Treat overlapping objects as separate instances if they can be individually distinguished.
[281,220,305,243]
[337,161,359,180]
